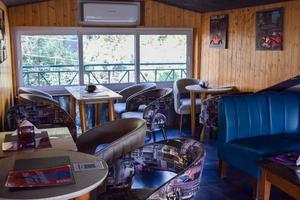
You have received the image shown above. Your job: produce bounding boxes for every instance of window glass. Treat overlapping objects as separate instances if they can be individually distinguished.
[140,35,187,82]
[21,35,79,87]
[83,35,135,84]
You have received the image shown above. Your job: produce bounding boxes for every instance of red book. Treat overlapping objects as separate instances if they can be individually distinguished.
[5,165,74,188]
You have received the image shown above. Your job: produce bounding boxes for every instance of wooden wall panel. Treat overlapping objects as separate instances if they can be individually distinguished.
[8,0,202,78]
[0,0,13,131]
[200,1,300,91]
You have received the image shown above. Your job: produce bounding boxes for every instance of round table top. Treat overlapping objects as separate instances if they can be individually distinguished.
[185,85,235,94]
[0,149,108,200]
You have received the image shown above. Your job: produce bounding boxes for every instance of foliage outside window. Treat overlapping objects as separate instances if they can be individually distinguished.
[17,29,192,88]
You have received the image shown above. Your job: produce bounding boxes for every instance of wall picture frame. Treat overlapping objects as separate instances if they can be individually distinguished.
[0,8,7,64]
[256,8,284,51]
[209,15,228,49]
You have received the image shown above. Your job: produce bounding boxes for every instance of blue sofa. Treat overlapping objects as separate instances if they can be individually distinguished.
[218,92,300,180]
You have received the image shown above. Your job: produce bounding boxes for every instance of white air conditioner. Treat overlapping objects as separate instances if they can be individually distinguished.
[78,1,140,26]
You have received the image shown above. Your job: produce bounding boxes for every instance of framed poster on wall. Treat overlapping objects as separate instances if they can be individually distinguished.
[209,15,228,49]
[256,8,284,51]
[0,8,7,63]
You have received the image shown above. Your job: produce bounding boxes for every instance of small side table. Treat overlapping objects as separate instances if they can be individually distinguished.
[259,160,300,200]
[66,85,122,133]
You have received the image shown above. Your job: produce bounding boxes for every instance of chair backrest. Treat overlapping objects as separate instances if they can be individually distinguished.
[173,78,200,114]
[7,102,77,141]
[118,83,157,103]
[105,138,205,200]
[18,87,53,99]
[126,88,173,112]
[76,118,147,165]
[219,92,300,143]
[18,93,59,106]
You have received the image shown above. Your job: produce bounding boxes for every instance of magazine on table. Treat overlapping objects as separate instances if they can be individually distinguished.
[5,165,74,188]
[268,152,300,173]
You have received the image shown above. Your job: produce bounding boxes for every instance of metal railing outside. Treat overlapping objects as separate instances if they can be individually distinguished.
[22,63,187,86]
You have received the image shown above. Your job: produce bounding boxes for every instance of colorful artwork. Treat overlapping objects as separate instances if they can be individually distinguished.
[256,8,284,50]
[5,165,73,188]
[0,8,7,63]
[209,15,228,48]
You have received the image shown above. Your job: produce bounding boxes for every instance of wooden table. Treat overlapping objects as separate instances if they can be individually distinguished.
[0,127,77,159]
[260,160,300,200]
[0,149,108,200]
[65,85,122,133]
[185,85,235,139]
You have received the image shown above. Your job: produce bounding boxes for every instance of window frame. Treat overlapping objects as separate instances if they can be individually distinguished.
[14,27,193,93]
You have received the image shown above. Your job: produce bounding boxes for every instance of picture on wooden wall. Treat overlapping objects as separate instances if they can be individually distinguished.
[209,15,228,49]
[0,8,7,64]
[256,8,284,51]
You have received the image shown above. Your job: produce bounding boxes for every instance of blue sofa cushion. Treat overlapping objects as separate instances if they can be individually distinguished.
[218,134,300,177]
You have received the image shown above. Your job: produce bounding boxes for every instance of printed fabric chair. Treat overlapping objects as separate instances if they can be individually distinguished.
[199,90,249,141]
[173,78,202,132]
[18,93,60,107]
[18,87,59,104]
[76,118,147,166]
[120,88,173,142]
[99,138,205,200]
[7,101,77,141]
[114,83,157,117]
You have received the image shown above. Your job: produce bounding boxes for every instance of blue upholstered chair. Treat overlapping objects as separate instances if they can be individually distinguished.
[218,92,300,197]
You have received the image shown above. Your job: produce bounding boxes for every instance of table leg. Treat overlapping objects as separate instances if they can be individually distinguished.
[199,93,207,141]
[108,99,115,121]
[75,192,90,200]
[190,92,196,137]
[79,102,87,133]
[261,170,271,200]
[200,125,206,142]
[70,96,76,120]
[95,104,102,126]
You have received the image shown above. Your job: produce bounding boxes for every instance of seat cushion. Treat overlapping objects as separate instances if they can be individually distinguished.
[178,98,201,115]
[114,103,126,114]
[218,134,300,177]
[121,112,143,119]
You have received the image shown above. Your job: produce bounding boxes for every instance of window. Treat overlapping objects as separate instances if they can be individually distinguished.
[83,34,135,84]
[140,35,187,82]
[21,35,79,87]
[15,28,192,90]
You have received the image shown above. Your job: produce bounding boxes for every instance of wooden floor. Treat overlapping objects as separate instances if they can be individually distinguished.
[136,128,295,200]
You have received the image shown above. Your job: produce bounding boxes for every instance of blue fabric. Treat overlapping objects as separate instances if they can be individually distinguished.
[218,92,300,178]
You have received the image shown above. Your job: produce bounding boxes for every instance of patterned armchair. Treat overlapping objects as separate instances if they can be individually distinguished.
[199,95,220,134]
[114,83,157,116]
[121,88,173,142]
[100,138,205,200]
[7,102,77,141]
[199,91,250,139]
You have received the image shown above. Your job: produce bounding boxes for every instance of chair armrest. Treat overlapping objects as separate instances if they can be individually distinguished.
[125,92,148,112]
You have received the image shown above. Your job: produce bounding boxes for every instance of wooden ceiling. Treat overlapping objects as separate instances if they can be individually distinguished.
[3,0,46,6]
[4,0,290,11]
[156,0,290,12]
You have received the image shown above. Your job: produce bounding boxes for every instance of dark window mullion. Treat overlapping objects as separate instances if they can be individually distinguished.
[135,33,141,84]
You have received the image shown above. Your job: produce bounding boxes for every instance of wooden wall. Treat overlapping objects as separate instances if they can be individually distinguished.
[200,1,300,91]
[8,0,202,78]
[0,0,13,130]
